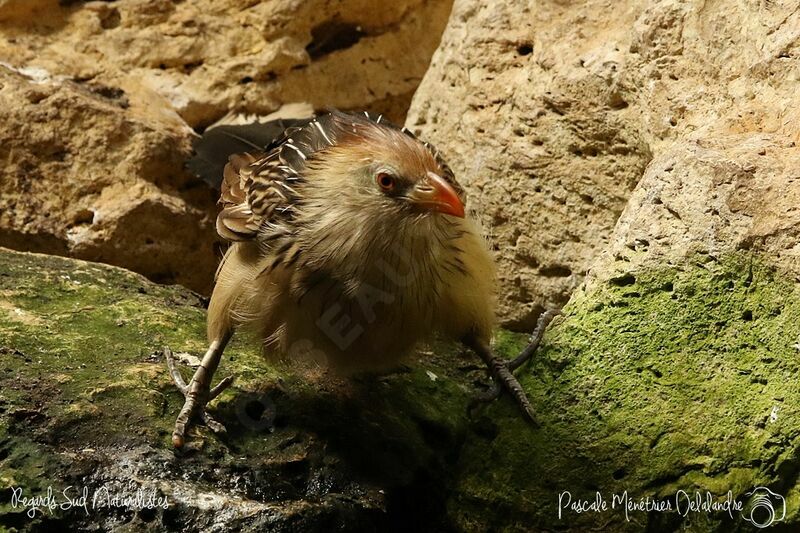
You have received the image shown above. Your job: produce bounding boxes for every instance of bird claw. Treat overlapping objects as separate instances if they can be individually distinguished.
[164,346,234,448]
[484,358,539,425]
[165,346,189,394]
[467,309,561,424]
[210,375,235,399]
[200,410,228,435]
[467,381,501,418]
[473,382,502,403]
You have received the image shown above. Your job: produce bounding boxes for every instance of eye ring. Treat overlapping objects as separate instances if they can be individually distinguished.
[376,172,396,191]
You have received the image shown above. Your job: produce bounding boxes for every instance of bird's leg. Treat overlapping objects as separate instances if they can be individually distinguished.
[165,331,234,448]
[508,309,561,371]
[465,309,561,423]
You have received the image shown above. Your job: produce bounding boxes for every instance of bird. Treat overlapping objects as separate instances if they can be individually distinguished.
[166,110,559,448]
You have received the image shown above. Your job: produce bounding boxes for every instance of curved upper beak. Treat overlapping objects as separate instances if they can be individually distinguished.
[407,172,465,218]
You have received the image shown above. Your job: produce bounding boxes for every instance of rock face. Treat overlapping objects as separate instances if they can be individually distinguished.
[407,0,799,329]
[0,0,453,129]
[0,64,217,292]
[399,1,800,529]
[3,1,800,530]
[586,135,800,292]
[0,0,453,293]
[449,130,800,532]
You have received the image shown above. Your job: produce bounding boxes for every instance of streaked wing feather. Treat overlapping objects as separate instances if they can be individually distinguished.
[215,115,340,242]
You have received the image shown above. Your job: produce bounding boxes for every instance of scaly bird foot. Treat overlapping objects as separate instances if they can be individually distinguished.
[468,309,561,424]
[164,346,234,448]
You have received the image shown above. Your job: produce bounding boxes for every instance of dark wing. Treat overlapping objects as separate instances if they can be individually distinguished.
[188,118,314,189]
[214,115,342,242]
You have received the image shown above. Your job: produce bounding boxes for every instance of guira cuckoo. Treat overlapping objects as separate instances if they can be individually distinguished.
[167,111,558,448]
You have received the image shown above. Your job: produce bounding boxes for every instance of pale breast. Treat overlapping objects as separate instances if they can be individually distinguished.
[264,216,475,372]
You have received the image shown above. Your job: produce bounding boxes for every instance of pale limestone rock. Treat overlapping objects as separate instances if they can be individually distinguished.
[584,134,800,294]
[0,65,217,291]
[0,0,453,127]
[408,0,799,329]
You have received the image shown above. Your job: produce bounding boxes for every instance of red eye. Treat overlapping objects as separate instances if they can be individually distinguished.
[377,172,396,191]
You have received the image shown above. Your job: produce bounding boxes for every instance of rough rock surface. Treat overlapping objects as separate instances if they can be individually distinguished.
[0,0,453,128]
[0,0,453,293]
[586,134,800,292]
[0,247,478,532]
[407,0,799,329]
[0,64,217,292]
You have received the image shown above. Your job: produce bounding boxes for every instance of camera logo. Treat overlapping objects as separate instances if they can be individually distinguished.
[742,487,785,528]
[235,394,276,432]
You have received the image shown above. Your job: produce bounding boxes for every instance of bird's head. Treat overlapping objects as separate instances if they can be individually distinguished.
[304,113,466,219]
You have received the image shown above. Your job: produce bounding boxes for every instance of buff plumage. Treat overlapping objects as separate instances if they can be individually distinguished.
[166,111,553,448]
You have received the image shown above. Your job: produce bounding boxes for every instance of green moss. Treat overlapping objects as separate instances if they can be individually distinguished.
[2,248,799,531]
[450,252,800,531]
[5,259,220,447]
[0,249,477,530]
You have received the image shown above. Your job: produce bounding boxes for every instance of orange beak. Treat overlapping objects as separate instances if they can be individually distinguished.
[408,172,465,218]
